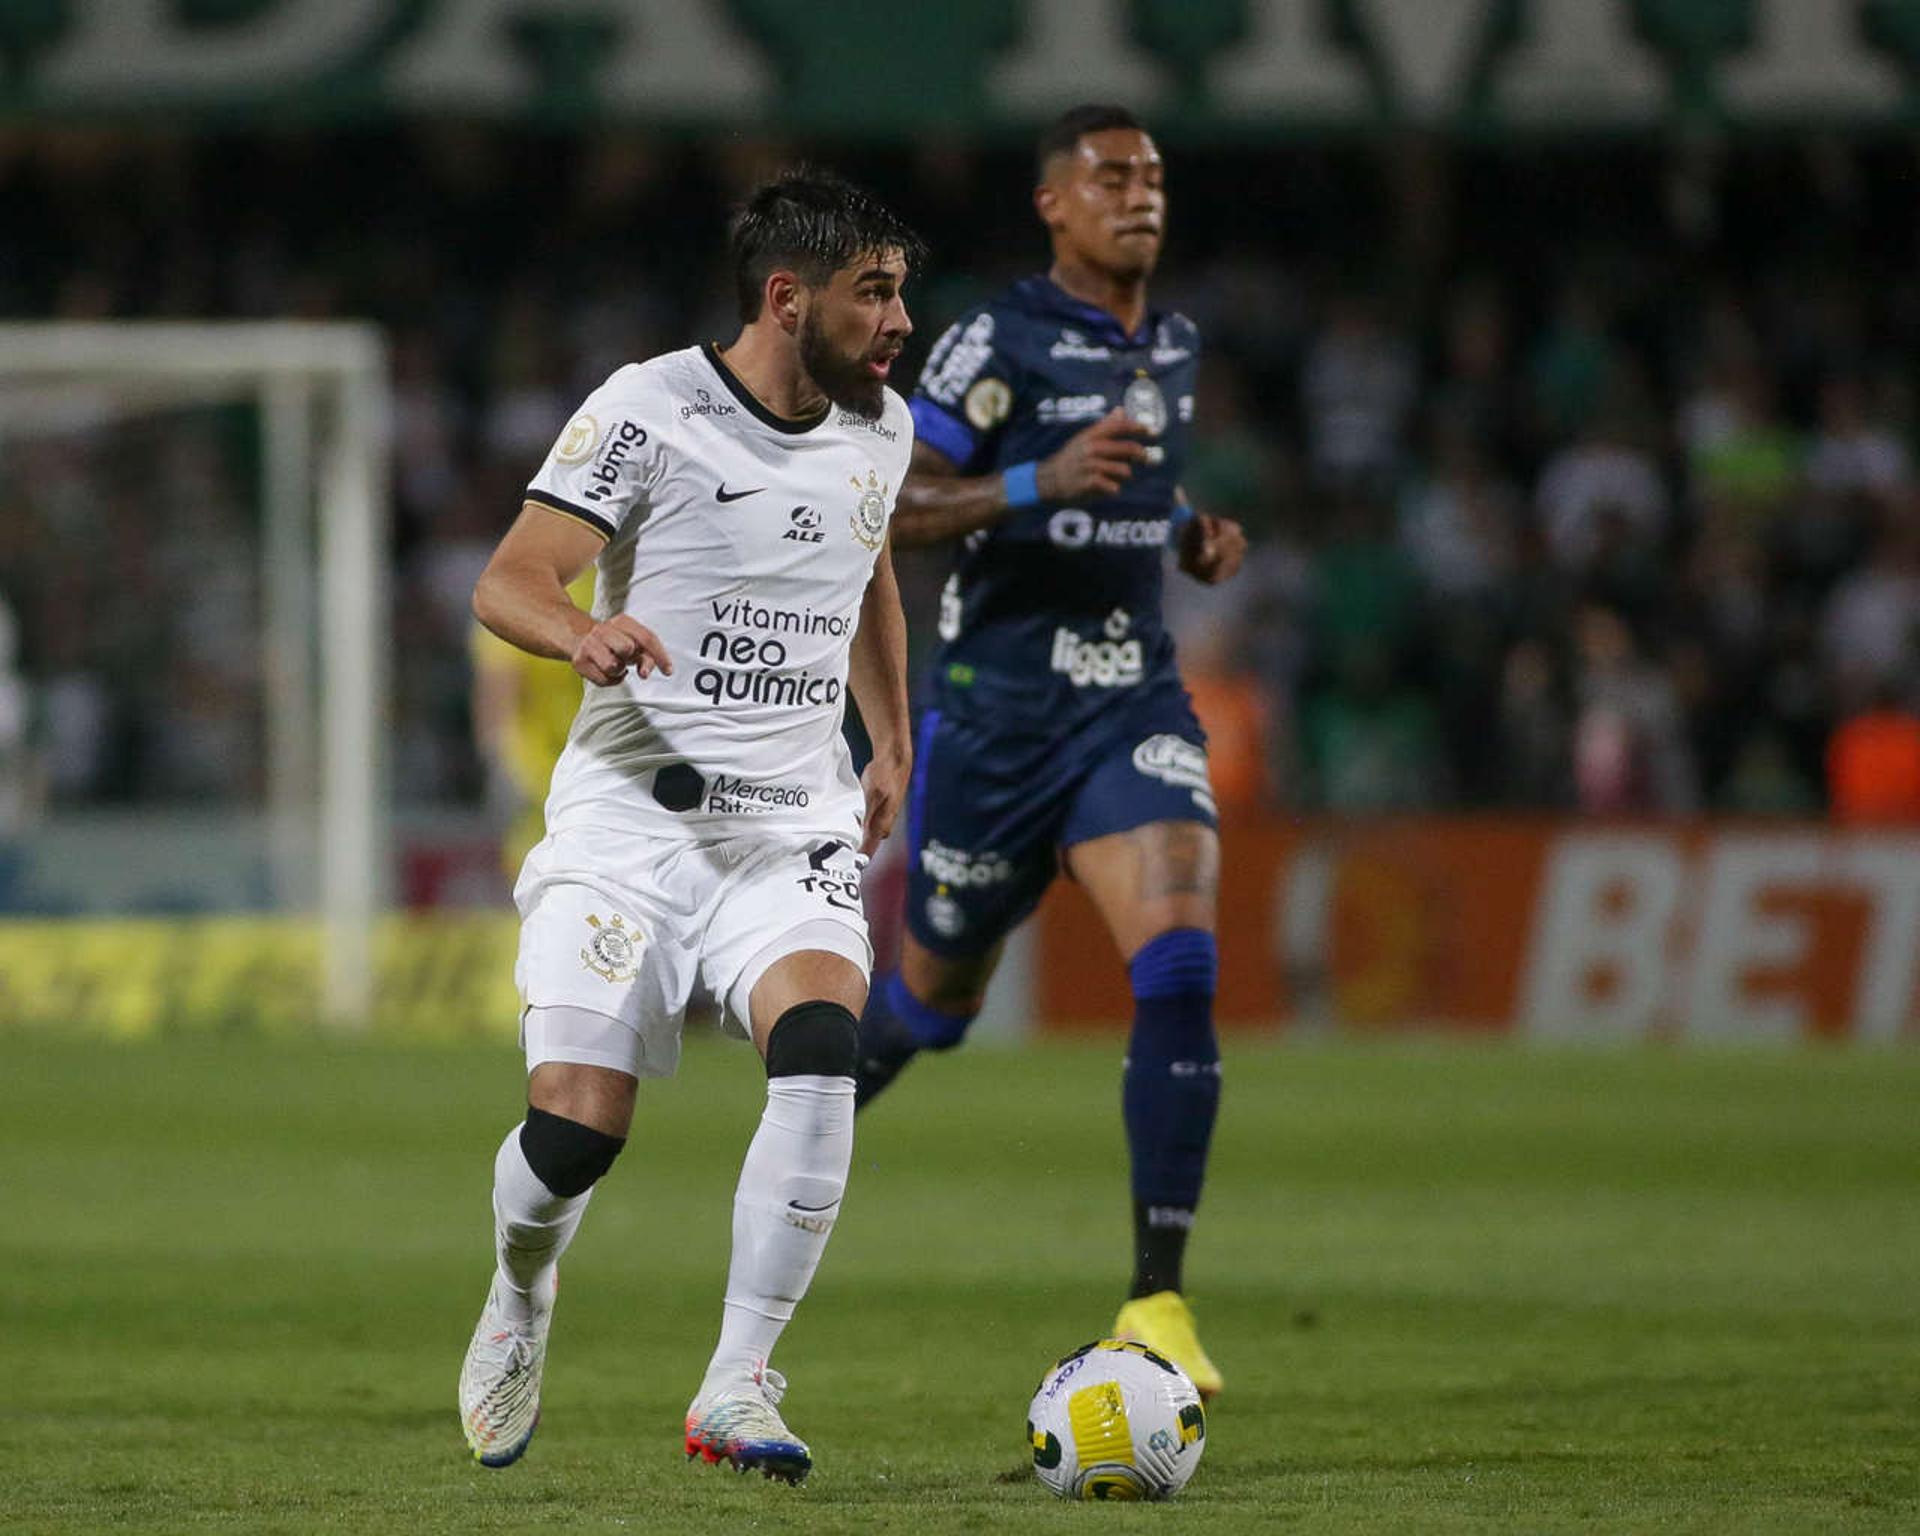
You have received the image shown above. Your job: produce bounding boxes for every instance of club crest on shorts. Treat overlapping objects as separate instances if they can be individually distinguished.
[925,891,965,939]
[580,912,641,983]
[850,470,889,550]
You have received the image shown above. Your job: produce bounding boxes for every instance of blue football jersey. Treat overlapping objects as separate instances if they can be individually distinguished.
[909,275,1199,734]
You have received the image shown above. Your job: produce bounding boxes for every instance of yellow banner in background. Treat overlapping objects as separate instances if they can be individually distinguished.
[0,915,521,1037]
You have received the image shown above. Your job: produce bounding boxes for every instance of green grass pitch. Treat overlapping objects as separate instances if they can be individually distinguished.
[2,1031,1916,1533]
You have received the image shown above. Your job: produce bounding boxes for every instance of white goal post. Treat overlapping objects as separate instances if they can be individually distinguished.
[0,322,391,1023]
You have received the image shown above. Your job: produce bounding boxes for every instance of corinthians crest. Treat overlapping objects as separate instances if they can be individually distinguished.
[849,469,889,550]
[580,912,641,983]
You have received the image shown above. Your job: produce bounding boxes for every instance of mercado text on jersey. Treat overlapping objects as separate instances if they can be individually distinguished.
[525,345,914,839]
[910,276,1198,729]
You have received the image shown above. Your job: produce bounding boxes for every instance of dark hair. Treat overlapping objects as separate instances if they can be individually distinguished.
[729,168,927,323]
[1036,103,1145,179]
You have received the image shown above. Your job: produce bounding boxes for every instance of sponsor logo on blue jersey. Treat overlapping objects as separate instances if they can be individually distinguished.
[1049,329,1112,361]
[1036,394,1107,424]
[909,276,1200,729]
[1046,509,1171,549]
[920,312,997,408]
[1051,608,1144,689]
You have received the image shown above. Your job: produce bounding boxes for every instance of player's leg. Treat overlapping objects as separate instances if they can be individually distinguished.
[461,1025,639,1466]
[496,1054,635,1324]
[1061,726,1225,1396]
[705,949,865,1394]
[855,710,1057,1106]
[686,946,866,1483]
[463,848,674,1466]
[854,933,1002,1106]
[1064,819,1222,1291]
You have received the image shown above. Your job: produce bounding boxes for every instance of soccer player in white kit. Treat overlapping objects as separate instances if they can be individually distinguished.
[457,171,922,1484]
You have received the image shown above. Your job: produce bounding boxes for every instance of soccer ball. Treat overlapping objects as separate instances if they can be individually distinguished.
[1025,1339,1207,1501]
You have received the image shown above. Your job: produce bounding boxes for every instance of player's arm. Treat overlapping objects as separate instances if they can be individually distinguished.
[468,635,525,792]
[888,440,1010,546]
[892,409,1154,549]
[472,503,672,686]
[846,535,912,857]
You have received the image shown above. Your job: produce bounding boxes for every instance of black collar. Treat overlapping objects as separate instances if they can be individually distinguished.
[702,343,831,435]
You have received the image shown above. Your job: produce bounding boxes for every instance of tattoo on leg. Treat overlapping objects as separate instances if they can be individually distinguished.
[1139,827,1219,902]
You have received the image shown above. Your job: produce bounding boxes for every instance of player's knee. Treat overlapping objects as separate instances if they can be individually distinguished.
[887,971,975,1051]
[766,1000,860,1079]
[1129,927,1218,1000]
[520,1106,626,1197]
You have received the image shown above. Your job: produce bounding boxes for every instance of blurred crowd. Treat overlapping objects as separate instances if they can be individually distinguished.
[3,126,1919,827]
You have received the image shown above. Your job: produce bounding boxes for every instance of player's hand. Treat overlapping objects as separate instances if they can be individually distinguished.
[1035,408,1152,503]
[1178,513,1247,585]
[571,615,673,686]
[858,744,912,859]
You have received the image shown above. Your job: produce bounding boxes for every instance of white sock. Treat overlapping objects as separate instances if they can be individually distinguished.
[491,1123,591,1326]
[700,1075,854,1395]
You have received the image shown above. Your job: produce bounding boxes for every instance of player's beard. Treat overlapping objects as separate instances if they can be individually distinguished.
[798,306,886,421]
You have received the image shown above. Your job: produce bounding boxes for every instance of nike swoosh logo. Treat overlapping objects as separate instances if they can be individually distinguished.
[716,484,765,503]
[787,1198,841,1213]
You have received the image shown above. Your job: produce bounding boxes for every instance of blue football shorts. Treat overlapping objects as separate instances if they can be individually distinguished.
[901,682,1217,958]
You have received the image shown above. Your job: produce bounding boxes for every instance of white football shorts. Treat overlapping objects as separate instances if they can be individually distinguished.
[512,824,871,1078]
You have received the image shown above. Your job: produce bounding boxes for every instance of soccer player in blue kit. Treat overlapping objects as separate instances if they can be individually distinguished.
[854,105,1246,1395]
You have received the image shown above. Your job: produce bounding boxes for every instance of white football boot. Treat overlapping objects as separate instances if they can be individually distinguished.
[684,1364,812,1484]
[458,1273,553,1467]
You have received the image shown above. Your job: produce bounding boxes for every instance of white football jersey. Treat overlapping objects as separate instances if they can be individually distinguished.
[524,344,914,842]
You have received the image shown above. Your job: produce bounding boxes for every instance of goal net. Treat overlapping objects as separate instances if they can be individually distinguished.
[0,322,389,1023]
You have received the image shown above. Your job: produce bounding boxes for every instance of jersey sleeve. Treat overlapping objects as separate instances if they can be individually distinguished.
[910,305,1018,473]
[524,365,666,541]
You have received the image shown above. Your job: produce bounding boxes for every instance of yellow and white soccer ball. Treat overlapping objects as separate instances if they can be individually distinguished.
[1025,1338,1207,1501]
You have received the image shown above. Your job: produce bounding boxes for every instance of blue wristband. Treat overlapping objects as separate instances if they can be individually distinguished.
[1170,499,1197,531]
[1002,461,1041,509]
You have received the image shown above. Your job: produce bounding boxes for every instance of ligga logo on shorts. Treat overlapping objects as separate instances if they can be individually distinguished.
[580,912,641,983]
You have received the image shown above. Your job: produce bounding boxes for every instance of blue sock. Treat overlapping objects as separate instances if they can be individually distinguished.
[853,972,973,1110]
[1122,928,1221,1298]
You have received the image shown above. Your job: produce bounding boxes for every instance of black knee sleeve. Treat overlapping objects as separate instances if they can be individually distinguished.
[520,1106,625,1197]
[765,1000,859,1079]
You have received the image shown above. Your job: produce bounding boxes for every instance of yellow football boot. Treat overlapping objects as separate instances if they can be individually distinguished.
[1112,1290,1223,1400]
